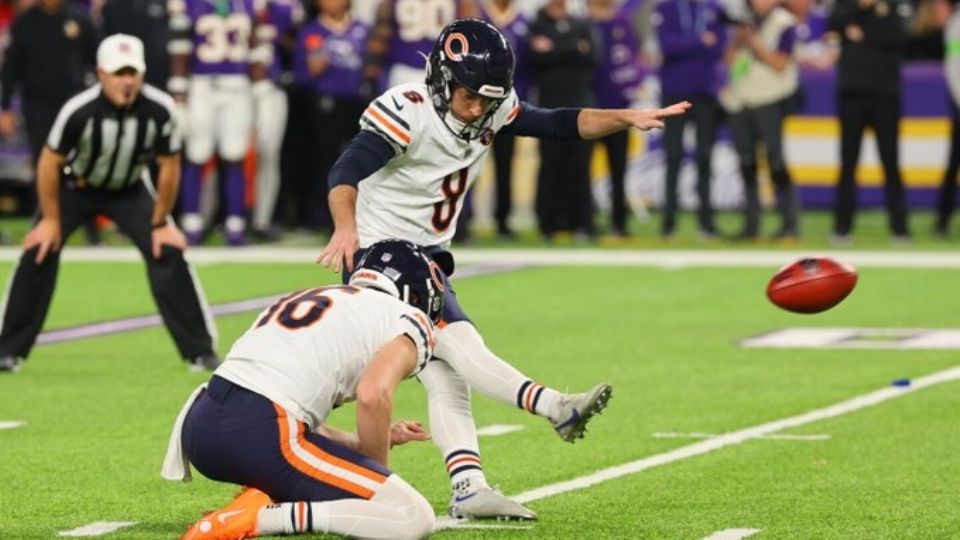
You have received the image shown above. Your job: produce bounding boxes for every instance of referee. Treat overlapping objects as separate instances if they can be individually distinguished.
[0,34,219,374]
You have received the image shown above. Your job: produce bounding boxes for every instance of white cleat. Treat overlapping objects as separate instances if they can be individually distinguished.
[448,487,538,521]
[552,383,613,443]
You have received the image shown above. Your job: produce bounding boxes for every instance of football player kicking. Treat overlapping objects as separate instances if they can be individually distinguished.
[317,18,691,520]
[162,240,443,540]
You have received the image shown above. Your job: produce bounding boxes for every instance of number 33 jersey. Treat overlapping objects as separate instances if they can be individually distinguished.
[356,83,520,249]
[215,286,435,428]
[169,0,257,75]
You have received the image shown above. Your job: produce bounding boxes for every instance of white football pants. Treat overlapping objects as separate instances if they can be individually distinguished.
[252,80,287,231]
[185,74,253,164]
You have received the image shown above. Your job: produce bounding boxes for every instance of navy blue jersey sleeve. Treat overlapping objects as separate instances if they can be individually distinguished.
[500,102,582,140]
[328,130,395,189]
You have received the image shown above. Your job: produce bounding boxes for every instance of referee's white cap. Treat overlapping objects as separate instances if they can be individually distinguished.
[97,34,147,74]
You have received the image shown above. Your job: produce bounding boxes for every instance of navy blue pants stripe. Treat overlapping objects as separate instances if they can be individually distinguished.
[182,376,392,502]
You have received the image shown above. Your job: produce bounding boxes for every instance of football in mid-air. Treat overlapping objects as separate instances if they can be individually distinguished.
[767,257,858,314]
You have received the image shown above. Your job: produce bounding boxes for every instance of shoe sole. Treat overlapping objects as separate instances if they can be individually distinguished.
[560,384,613,443]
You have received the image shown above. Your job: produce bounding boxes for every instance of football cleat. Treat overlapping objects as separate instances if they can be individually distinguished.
[448,487,537,521]
[0,355,21,373]
[552,383,613,443]
[188,353,221,373]
[181,486,271,540]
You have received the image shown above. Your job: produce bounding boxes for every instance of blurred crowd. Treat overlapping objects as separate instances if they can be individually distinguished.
[0,0,957,245]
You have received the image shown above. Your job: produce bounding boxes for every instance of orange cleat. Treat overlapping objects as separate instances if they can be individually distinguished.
[182,487,272,540]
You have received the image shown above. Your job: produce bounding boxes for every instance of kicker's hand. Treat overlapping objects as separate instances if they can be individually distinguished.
[389,420,430,447]
[627,101,692,131]
[317,227,359,274]
[24,218,61,264]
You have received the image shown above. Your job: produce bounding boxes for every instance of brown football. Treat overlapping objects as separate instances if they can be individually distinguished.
[767,257,858,314]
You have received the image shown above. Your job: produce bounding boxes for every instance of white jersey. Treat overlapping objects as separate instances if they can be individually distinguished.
[356,82,521,248]
[214,285,435,429]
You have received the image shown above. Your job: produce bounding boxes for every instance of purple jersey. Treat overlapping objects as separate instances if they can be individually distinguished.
[593,15,643,108]
[295,19,370,98]
[387,0,459,69]
[183,0,257,75]
[617,0,644,18]
[480,3,530,99]
[256,0,304,81]
[655,0,727,98]
[795,7,828,44]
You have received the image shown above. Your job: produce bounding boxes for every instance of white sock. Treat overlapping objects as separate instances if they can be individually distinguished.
[418,359,490,491]
[256,476,435,539]
[435,321,563,421]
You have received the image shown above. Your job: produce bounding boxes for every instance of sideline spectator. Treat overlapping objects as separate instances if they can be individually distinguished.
[481,0,529,240]
[589,0,644,237]
[293,0,368,232]
[722,0,801,240]
[528,0,598,240]
[828,0,911,242]
[936,0,960,236]
[655,0,727,238]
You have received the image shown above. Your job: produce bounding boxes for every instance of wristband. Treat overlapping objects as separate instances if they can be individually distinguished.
[152,221,168,230]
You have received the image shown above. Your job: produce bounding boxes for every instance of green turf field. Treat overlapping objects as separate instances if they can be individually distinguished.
[0,253,958,539]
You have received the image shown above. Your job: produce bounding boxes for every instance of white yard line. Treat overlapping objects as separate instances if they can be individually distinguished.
[476,424,525,437]
[653,431,831,441]
[2,247,960,269]
[511,366,960,505]
[0,420,26,430]
[702,528,761,540]
[57,522,137,537]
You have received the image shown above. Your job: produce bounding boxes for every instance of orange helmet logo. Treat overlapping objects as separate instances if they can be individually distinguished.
[444,32,469,62]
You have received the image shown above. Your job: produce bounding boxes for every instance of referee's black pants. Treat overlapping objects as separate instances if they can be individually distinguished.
[0,182,217,362]
[833,91,910,237]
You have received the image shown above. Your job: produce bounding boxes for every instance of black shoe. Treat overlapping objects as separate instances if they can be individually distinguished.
[892,234,913,246]
[0,355,21,373]
[250,226,283,243]
[732,230,759,241]
[188,353,221,372]
[771,228,800,241]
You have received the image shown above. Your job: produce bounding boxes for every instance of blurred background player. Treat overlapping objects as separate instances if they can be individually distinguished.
[250,0,302,241]
[292,0,369,234]
[362,0,476,91]
[164,240,440,540]
[167,0,262,246]
[0,35,218,373]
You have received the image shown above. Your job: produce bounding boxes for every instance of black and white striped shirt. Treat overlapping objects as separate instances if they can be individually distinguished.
[46,83,181,190]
